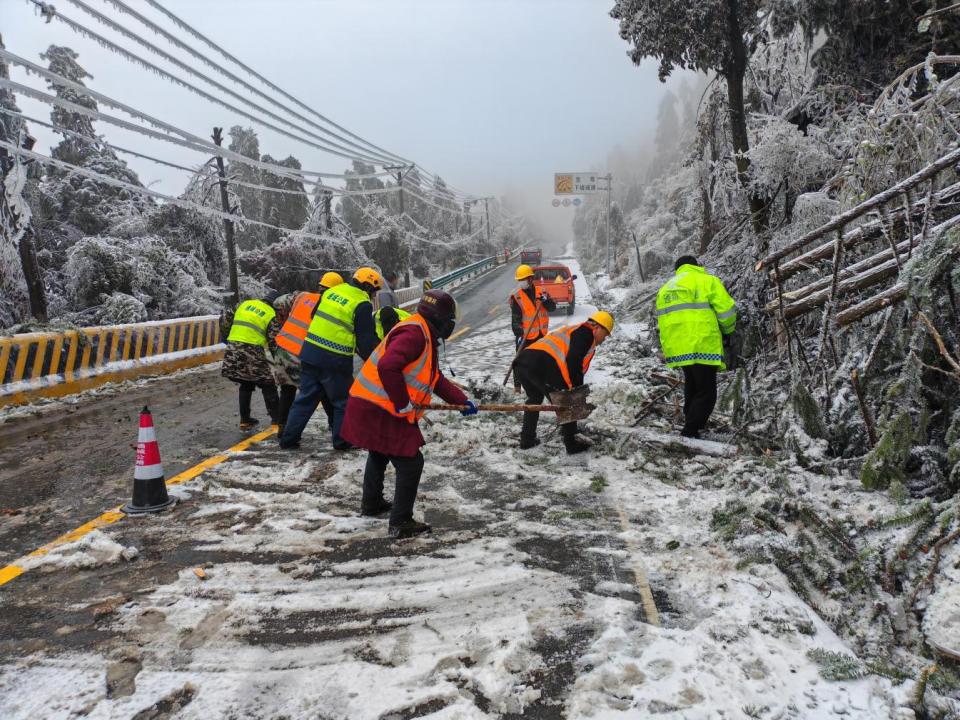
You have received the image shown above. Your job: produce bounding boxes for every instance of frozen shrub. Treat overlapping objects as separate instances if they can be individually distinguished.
[64,236,135,307]
[94,292,147,325]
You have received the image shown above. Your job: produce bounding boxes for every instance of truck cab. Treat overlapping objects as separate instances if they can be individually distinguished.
[532,264,577,315]
[519,248,542,265]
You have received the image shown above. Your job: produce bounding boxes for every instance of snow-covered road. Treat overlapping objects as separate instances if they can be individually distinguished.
[0,259,909,719]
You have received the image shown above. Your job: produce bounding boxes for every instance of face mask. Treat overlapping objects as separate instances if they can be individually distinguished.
[438,317,455,339]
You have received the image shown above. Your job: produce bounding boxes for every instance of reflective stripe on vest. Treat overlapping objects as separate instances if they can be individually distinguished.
[303,283,369,356]
[512,289,548,341]
[226,300,276,347]
[525,324,595,389]
[375,307,412,340]
[349,314,438,423]
[275,292,321,356]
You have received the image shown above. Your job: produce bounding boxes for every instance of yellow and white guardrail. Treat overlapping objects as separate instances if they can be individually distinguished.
[0,315,224,408]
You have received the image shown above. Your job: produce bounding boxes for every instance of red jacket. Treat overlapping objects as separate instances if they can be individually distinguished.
[340,323,468,457]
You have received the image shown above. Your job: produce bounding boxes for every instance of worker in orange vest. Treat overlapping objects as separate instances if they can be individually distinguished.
[513,311,614,454]
[341,289,478,539]
[509,264,555,391]
[269,271,344,429]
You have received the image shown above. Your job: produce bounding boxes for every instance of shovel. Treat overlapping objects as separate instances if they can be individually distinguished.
[422,385,595,425]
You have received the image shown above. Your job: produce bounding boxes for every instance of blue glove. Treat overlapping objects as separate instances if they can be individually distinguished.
[460,400,478,416]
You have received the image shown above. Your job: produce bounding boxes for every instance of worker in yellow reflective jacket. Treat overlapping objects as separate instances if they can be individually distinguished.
[221,292,281,430]
[655,255,737,439]
[279,268,383,450]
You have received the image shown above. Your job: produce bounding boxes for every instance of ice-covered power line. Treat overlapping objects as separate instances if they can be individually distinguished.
[0,55,395,182]
[19,2,485,203]
[0,105,407,203]
[54,1,398,164]
[76,0,404,166]
[1,139,367,249]
[34,8,391,165]
[0,108,204,175]
[137,0,410,166]
[133,0,479,200]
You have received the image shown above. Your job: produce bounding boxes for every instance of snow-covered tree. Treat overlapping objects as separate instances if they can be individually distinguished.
[0,35,36,326]
[770,0,960,96]
[610,0,771,232]
[227,125,265,249]
[37,46,145,237]
[260,154,309,246]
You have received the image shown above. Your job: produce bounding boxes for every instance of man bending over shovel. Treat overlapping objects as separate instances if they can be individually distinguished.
[341,290,478,539]
[513,311,614,454]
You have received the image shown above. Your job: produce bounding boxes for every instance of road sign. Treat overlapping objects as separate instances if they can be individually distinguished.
[554,172,602,195]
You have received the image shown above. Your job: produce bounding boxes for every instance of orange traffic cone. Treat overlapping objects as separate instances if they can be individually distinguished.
[123,406,175,514]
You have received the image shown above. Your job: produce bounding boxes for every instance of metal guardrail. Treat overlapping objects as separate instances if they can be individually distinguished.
[392,246,521,308]
[0,316,223,408]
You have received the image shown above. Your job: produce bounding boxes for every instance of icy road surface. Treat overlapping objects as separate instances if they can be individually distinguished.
[0,259,904,718]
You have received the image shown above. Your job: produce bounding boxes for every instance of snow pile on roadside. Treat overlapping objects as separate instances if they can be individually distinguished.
[19,529,138,571]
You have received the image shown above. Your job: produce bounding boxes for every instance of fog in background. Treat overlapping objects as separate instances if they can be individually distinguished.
[4,0,690,248]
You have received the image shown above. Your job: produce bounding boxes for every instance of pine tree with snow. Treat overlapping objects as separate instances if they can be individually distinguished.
[227,125,266,249]
[610,0,771,232]
[260,154,308,245]
[0,35,45,325]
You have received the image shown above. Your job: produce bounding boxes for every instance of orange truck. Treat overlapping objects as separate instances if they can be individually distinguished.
[532,264,577,316]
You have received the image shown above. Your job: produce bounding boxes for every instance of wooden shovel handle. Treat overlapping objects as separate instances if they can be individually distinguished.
[422,403,562,413]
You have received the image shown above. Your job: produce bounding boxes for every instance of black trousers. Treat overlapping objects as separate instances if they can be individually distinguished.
[362,450,425,525]
[277,384,298,427]
[238,380,279,423]
[681,364,718,437]
[514,354,578,448]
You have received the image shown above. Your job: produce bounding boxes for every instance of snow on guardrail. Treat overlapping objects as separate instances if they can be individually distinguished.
[0,316,223,408]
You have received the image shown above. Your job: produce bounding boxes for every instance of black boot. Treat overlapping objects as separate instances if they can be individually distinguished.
[261,384,281,425]
[519,409,540,450]
[360,498,393,517]
[239,386,258,430]
[388,519,432,539]
[562,423,590,455]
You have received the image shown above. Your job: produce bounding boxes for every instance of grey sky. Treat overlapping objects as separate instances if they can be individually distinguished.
[4,0,683,243]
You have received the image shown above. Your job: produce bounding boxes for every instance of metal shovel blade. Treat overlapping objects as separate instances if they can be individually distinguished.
[547,384,595,424]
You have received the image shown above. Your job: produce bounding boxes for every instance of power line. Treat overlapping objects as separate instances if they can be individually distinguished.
[0,60,394,183]
[137,0,480,200]
[0,106,407,202]
[1,108,203,175]
[140,0,410,166]
[86,0,404,166]
[39,7,391,165]
[1,139,366,249]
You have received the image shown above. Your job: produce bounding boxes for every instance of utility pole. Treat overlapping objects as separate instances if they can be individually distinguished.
[322,189,332,231]
[483,197,491,244]
[384,164,406,217]
[212,127,239,305]
[604,173,612,276]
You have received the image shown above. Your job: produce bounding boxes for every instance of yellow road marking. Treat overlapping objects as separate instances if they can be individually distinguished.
[487,304,504,316]
[615,505,661,627]
[447,325,471,342]
[0,426,276,588]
